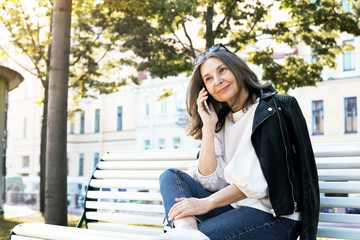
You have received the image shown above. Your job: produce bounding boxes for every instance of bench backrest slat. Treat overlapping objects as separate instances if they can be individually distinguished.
[86,190,162,201]
[320,196,360,208]
[78,149,360,240]
[85,212,164,225]
[101,149,198,161]
[319,212,360,224]
[85,201,165,214]
[319,182,360,194]
[89,179,159,190]
[318,169,360,181]
[97,161,191,170]
[93,170,164,179]
[317,228,360,240]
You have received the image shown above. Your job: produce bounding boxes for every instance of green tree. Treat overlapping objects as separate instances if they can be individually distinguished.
[0,0,133,213]
[45,0,72,225]
[104,0,360,92]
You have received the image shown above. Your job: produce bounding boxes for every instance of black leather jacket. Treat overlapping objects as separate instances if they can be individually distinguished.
[251,90,320,240]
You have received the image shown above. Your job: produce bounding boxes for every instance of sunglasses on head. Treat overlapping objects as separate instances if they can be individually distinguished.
[193,43,234,65]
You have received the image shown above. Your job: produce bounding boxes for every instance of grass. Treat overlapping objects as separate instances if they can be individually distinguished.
[0,210,81,240]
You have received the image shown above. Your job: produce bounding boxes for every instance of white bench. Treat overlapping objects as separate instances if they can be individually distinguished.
[10,148,360,239]
[316,150,360,239]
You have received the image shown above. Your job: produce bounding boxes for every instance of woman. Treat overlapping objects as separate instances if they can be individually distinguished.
[154,43,319,240]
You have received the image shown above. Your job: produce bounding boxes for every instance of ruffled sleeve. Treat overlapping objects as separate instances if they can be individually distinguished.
[187,132,228,192]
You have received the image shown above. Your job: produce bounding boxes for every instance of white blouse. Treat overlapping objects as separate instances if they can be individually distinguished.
[187,99,301,221]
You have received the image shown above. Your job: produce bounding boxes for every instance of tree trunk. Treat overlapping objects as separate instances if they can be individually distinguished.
[205,6,214,49]
[39,80,48,214]
[45,0,72,225]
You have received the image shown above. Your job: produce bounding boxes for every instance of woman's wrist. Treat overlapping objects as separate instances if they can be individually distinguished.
[202,124,216,134]
[204,196,216,212]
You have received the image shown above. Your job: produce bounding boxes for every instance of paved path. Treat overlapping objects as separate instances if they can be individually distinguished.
[3,205,36,219]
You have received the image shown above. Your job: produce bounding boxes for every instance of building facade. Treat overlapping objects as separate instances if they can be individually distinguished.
[291,35,360,152]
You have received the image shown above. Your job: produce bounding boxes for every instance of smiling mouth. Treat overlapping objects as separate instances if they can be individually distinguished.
[218,85,230,93]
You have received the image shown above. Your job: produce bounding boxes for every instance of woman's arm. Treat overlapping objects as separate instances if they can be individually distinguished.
[168,184,246,221]
[198,125,217,175]
[197,88,219,175]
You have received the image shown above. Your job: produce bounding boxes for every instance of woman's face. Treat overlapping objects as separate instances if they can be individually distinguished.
[200,57,239,106]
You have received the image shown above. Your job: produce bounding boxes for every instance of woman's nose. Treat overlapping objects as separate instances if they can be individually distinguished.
[214,75,223,85]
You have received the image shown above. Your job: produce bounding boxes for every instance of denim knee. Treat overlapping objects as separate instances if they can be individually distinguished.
[159,168,179,184]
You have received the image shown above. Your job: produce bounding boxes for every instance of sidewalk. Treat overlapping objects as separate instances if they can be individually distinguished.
[3,204,83,219]
[3,205,36,219]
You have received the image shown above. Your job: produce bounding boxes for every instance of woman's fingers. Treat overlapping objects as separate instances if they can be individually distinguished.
[168,198,188,221]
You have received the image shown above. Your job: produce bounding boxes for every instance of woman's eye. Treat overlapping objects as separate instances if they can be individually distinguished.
[205,77,212,82]
[219,67,226,73]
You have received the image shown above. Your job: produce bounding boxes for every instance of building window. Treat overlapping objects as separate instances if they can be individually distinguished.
[23,118,27,138]
[343,40,355,71]
[158,138,165,149]
[173,137,180,149]
[22,156,30,168]
[80,111,85,134]
[145,97,150,116]
[70,122,75,134]
[94,152,99,168]
[144,139,150,150]
[78,153,84,176]
[94,109,100,133]
[117,106,123,131]
[161,101,167,114]
[312,100,324,135]
[311,48,317,64]
[344,97,357,134]
[342,0,353,12]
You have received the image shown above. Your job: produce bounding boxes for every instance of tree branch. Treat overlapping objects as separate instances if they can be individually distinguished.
[213,1,238,37]
[181,21,197,58]
[19,2,40,61]
[0,46,37,76]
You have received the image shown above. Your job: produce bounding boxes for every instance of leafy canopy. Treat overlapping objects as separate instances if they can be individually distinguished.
[0,0,137,99]
[103,0,360,92]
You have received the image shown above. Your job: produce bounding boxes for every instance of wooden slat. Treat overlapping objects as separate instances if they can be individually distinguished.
[86,191,162,201]
[102,149,198,161]
[93,170,163,180]
[11,223,144,240]
[316,157,360,169]
[318,169,360,181]
[317,227,360,240]
[11,236,41,240]
[86,222,162,235]
[320,197,360,208]
[319,182,360,194]
[97,161,191,170]
[315,150,360,158]
[85,212,164,226]
[89,179,159,190]
[85,201,164,214]
[319,212,360,224]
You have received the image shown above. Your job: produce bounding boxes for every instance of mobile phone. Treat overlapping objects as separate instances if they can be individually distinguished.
[204,100,212,115]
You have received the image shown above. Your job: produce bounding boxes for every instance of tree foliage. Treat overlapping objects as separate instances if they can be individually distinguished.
[0,0,135,213]
[0,0,136,98]
[104,0,360,92]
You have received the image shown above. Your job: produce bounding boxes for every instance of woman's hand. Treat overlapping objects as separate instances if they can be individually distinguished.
[168,197,212,221]
[168,185,246,221]
[197,88,218,127]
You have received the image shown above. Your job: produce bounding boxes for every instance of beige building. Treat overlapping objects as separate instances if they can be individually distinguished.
[67,87,138,178]
[291,35,360,152]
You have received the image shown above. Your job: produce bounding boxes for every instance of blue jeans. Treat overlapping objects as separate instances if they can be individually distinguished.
[159,169,301,240]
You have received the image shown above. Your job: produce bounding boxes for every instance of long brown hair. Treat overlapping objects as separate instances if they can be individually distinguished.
[186,49,276,139]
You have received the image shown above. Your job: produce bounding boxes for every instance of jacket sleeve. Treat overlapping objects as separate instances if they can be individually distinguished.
[286,96,320,240]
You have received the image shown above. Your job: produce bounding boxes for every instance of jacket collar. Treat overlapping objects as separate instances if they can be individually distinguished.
[252,89,277,132]
[259,89,277,101]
